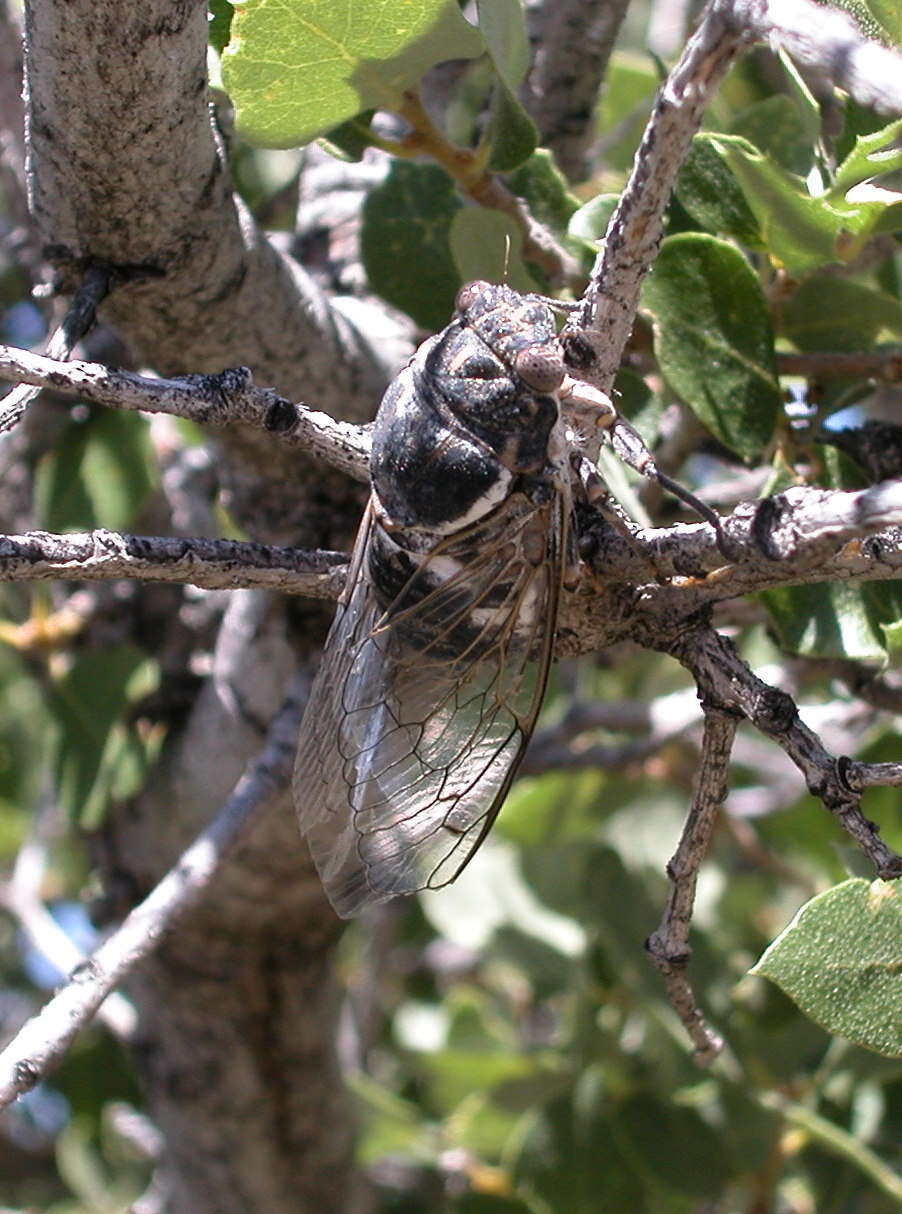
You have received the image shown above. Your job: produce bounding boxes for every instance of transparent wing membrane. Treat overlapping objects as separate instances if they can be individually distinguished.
[293,495,565,917]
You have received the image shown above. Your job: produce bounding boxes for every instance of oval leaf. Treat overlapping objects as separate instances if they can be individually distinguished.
[361,161,462,329]
[760,581,888,662]
[448,209,536,294]
[753,879,902,1058]
[675,134,762,245]
[223,0,484,148]
[643,233,781,462]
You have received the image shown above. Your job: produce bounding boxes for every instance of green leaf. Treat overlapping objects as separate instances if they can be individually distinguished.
[475,0,536,171]
[774,47,821,151]
[35,410,157,532]
[760,580,889,662]
[730,95,815,177]
[568,194,619,243]
[674,135,762,245]
[707,133,888,274]
[753,879,902,1057]
[46,645,158,826]
[361,161,462,330]
[505,150,580,234]
[449,209,536,293]
[833,117,902,192]
[596,52,659,172]
[816,0,900,43]
[422,1049,564,1118]
[451,1197,542,1214]
[513,1085,650,1212]
[222,0,485,148]
[208,0,234,53]
[477,0,528,89]
[781,275,902,352]
[486,82,538,173]
[612,1095,732,1201]
[347,1071,436,1166]
[318,111,377,162]
[866,0,902,41]
[642,233,781,462]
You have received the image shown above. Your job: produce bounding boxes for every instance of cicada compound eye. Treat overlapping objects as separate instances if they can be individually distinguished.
[514,344,565,394]
[455,280,491,315]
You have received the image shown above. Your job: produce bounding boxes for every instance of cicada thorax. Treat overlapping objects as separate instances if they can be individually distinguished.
[367,282,569,661]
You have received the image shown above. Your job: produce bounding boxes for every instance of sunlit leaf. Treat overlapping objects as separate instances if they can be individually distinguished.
[642,233,781,462]
[754,879,902,1057]
[833,117,902,192]
[706,133,902,273]
[222,0,484,148]
[760,580,888,662]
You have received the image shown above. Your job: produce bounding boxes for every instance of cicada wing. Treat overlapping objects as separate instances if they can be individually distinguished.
[294,493,566,918]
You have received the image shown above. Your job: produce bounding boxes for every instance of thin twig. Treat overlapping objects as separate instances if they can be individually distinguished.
[645,708,735,1065]
[0,264,114,433]
[0,529,347,598]
[0,346,371,481]
[0,830,137,1039]
[0,678,306,1109]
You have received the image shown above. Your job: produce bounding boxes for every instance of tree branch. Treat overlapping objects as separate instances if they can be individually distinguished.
[0,676,306,1109]
[522,0,632,183]
[0,529,346,598]
[726,0,902,115]
[0,345,370,481]
[574,0,747,405]
[645,708,735,1066]
[605,480,902,604]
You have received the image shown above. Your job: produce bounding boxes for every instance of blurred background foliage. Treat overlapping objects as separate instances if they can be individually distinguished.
[1,0,902,1210]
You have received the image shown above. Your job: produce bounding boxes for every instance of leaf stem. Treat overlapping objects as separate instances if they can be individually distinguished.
[393,89,581,288]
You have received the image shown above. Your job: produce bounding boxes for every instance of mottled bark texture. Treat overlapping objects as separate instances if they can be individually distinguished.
[523,0,631,182]
[21,0,384,1208]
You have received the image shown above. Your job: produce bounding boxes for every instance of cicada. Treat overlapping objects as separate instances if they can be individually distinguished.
[294,281,615,917]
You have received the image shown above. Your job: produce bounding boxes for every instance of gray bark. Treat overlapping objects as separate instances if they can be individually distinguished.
[19,0,394,1207]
